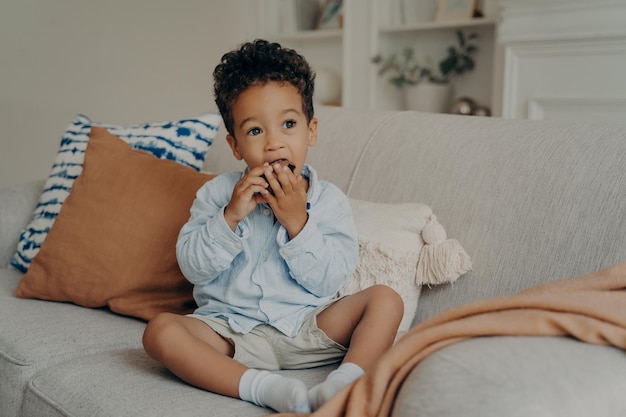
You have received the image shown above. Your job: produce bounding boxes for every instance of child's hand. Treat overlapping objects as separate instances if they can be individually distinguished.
[224,164,270,231]
[263,163,308,239]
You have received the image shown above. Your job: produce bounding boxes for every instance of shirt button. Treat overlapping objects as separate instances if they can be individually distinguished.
[263,208,271,216]
[262,251,269,258]
[235,242,242,249]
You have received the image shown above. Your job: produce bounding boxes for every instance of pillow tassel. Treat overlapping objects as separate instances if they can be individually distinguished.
[416,215,472,285]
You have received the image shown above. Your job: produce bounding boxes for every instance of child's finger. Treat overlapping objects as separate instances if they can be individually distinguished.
[264,166,282,196]
[272,163,296,194]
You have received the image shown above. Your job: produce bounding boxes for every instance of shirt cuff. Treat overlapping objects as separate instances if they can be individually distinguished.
[211,207,247,257]
[277,216,322,259]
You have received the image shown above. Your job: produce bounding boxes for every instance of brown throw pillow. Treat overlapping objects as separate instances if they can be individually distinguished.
[15,126,215,320]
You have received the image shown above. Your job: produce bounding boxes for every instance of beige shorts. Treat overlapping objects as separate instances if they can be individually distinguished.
[187,303,347,371]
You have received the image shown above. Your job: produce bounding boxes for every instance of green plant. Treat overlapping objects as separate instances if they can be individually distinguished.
[372,30,478,88]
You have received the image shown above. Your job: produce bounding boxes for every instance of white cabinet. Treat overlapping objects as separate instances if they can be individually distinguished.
[498,0,626,122]
[257,0,500,114]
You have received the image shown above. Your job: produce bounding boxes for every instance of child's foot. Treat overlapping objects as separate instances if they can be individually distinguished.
[308,362,364,410]
[239,369,310,413]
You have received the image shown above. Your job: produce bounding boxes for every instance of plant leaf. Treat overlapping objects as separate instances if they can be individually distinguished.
[391,78,404,89]
[456,30,464,47]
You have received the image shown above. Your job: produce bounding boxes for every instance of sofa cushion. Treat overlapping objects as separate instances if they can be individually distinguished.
[340,198,471,333]
[0,268,145,417]
[11,113,221,273]
[21,348,335,417]
[392,336,626,416]
[15,127,215,320]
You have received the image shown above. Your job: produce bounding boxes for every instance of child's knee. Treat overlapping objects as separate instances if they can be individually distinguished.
[142,312,178,359]
[369,285,404,319]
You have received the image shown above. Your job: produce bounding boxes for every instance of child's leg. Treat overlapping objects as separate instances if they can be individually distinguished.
[142,312,245,396]
[309,285,404,409]
[142,312,309,413]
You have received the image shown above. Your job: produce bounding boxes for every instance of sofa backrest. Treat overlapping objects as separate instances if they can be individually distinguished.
[205,106,626,326]
[334,107,626,324]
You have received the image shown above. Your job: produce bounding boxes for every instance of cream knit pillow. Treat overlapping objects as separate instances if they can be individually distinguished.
[340,199,472,334]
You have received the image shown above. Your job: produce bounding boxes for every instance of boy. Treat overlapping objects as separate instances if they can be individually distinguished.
[142,39,403,413]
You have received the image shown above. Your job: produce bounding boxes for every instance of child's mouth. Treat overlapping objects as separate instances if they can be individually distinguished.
[268,159,296,172]
[262,160,296,195]
[270,159,290,166]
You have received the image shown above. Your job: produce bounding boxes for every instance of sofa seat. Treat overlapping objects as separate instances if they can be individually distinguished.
[0,268,145,417]
[20,348,335,417]
[393,336,626,417]
[20,335,626,417]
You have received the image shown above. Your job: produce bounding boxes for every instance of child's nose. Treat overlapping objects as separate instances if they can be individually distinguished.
[265,132,284,150]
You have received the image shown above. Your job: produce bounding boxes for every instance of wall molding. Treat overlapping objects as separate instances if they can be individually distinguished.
[498,0,626,44]
[528,96,626,122]
[499,1,626,120]
[501,37,626,118]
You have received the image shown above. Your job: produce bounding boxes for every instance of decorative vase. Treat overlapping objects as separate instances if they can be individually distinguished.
[314,67,342,106]
[403,83,454,113]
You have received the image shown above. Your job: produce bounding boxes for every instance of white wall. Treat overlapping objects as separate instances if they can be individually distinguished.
[0,0,257,188]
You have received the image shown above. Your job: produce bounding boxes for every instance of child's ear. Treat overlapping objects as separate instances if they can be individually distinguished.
[226,134,243,160]
[308,118,318,147]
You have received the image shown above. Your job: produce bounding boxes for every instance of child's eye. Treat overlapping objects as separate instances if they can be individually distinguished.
[282,120,296,129]
[247,127,262,136]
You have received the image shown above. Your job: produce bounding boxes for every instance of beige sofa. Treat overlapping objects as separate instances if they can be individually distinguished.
[2,105,626,416]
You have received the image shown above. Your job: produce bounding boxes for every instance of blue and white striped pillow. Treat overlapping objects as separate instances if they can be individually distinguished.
[10,113,222,273]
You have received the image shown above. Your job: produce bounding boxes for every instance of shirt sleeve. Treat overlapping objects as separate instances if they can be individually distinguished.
[176,174,247,286]
[277,183,358,297]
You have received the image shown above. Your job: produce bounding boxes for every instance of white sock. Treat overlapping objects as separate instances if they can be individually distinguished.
[238,369,310,413]
[308,362,364,410]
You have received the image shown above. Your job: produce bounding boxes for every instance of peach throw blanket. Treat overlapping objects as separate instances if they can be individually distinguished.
[274,262,626,417]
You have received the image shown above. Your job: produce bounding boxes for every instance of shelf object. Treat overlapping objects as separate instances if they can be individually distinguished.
[373,2,497,112]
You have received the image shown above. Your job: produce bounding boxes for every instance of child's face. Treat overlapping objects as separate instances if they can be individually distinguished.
[226,81,317,174]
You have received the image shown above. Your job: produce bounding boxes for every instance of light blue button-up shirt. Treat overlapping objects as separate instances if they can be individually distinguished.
[176,165,358,337]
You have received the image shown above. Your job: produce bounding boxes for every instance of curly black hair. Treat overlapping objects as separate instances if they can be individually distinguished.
[213,39,315,137]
